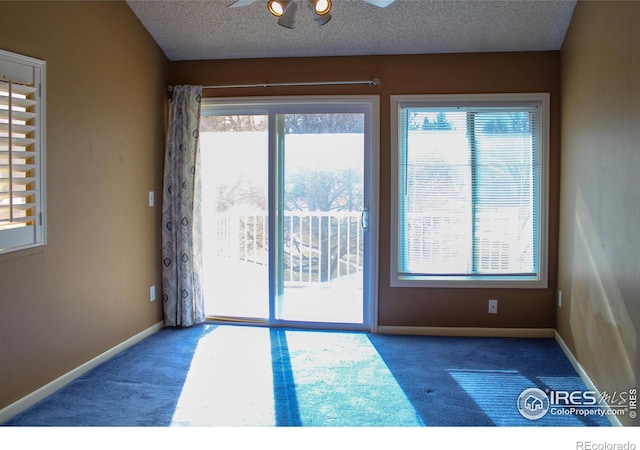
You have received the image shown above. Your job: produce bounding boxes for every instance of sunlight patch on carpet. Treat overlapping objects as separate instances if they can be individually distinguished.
[171,326,277,426]
[170,326,423,426]
[284,330,424,426]
[448,369,537,426]
[448,369,586,426]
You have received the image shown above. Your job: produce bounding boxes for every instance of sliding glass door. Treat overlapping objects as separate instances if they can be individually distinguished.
[200,97,378,330]
[200,114,270,319]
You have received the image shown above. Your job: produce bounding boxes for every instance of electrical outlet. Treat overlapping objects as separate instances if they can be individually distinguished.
[558,290,562,308]
[488,299,498,314]
[150,285,156,302]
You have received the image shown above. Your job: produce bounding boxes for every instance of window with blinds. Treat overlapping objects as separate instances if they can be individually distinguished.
[391,94,548,288]
[0,49,46,255]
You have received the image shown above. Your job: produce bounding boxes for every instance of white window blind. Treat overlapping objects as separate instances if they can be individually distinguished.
[0,49,46,254]
[392,94,548,288]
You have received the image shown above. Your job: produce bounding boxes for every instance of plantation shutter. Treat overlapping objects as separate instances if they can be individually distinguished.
[397,104,539,277]
[0,50,45,254]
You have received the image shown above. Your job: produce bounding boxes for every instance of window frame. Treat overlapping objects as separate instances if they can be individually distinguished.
[0,49,47,255]
[390,93,549,289]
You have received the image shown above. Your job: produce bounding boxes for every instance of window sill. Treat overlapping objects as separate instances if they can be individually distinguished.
[390,274,547,289]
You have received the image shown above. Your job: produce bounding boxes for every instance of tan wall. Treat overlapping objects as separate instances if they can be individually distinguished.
[558,1,639,426]
[0,2,167,410]
[170,51,561,328]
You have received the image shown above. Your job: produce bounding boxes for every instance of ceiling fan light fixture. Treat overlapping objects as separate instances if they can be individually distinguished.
[310,0,332,15]
[276,1,298,28]
[267,0,288,17]
[306,0,331,26]
[312,12,331,26]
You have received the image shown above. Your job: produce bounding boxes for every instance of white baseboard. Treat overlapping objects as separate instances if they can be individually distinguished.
[376,326,555,338]
[0,321,165,424]
[553,331,622,427]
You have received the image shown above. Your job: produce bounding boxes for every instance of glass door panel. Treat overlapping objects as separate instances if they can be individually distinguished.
[200,115,269,320]
[276,113,365,324]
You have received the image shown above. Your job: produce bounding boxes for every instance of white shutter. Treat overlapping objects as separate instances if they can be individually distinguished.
[0,50,46,254]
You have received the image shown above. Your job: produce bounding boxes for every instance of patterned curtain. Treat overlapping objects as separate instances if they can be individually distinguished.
[161,85,205,327]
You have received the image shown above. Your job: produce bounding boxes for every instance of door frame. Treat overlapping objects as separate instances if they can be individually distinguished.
[201,95,379,332]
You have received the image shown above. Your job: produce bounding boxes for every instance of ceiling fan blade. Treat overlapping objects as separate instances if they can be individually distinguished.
[362,0,395,8]
[362,0,395,7]
[229,0,258,7]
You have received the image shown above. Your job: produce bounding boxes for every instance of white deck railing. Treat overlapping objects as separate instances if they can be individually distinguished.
[210,211,363,285]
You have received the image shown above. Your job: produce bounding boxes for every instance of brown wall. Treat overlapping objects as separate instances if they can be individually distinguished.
[558,1,639,426]
[0,2,168,410]
[170,51,561,329]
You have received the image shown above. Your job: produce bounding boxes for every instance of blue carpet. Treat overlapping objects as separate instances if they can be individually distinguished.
[2,324,610,427]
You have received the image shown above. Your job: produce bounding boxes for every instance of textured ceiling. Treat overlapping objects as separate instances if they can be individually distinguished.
[126,0,577,61]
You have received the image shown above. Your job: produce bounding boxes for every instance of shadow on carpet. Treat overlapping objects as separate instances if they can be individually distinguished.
[2,324,610,427]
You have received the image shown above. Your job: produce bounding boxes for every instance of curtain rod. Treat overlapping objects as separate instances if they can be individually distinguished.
[167,78,380,92]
